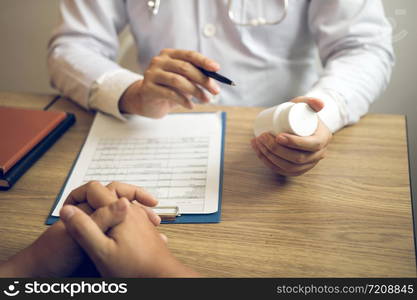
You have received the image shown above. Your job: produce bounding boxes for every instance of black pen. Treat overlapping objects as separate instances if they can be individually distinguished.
[197,67,236,86]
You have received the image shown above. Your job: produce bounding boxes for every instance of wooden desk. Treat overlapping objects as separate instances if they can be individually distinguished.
[0,92,415,277]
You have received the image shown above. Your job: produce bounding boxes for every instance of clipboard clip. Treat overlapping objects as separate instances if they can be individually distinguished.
[152,206,180,221]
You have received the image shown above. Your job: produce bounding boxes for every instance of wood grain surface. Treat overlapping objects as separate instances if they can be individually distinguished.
[0,93,415,277]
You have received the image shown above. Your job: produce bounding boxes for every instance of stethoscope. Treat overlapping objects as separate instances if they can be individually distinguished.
[146,0,289,26]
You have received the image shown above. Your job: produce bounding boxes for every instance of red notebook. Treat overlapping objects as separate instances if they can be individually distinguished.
[0,107,67,174]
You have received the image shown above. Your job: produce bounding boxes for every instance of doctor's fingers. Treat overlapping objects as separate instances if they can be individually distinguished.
[159,48,220,72]
[277,122,332,152]
[143,81,194,109]
[152,69,210,103]
[257,133,326,164]
[291,96,324,113]
[251,138,317,176]
[251,139,292,176]
[161,59,220,95]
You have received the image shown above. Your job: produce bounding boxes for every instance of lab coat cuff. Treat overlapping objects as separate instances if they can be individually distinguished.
[89,69,143,121]
[304,88,348,133]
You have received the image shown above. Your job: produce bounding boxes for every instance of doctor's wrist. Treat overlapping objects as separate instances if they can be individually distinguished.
[118,79,144,115]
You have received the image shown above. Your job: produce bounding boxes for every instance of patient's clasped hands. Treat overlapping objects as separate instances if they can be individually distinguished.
[0,181,197,277]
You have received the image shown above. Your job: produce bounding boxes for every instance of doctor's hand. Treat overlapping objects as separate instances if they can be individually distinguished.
[0,181,160,277]
[61,197,198,278]
[251,97,332,177]
[119,48,221,119]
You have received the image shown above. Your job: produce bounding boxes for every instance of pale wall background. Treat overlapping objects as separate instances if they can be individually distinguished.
[0,0,416,184]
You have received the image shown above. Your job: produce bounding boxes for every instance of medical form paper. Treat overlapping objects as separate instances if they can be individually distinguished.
[50,112,224,218]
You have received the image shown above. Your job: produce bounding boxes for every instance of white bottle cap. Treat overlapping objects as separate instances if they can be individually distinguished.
[254,102,318,137]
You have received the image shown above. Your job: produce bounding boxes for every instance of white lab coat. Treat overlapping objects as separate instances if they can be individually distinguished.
[48,0,394,132]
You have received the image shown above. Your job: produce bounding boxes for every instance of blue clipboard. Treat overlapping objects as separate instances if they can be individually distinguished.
[46,111,226,225]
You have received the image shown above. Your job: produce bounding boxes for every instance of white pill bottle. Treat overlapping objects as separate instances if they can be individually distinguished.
[253,102,318,137]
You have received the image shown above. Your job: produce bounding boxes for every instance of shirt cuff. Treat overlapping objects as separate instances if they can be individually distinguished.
[304,88,348,133]
[89,69,143,121]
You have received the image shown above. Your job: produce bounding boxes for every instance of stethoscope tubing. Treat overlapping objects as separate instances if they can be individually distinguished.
[147,0,289,26]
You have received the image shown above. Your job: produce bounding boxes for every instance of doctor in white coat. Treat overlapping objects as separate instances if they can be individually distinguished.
[48,0,394,176]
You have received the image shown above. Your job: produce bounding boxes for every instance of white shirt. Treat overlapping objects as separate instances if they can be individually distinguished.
[48,0,394,133]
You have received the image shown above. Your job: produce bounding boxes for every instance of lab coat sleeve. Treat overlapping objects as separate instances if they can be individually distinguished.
[47,0,140,119]
[305,0,395,133]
